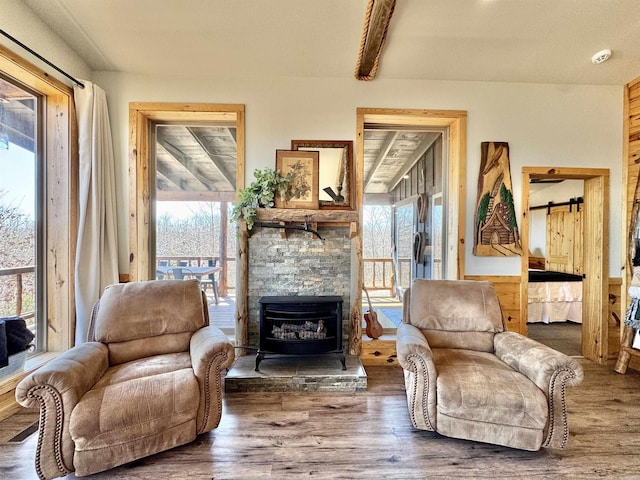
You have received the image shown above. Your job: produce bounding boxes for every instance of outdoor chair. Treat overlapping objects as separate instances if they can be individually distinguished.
[199,258,220,304]
[396,279,583,451]
[171,267,195,280]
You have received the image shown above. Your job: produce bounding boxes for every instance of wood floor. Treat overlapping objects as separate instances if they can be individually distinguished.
[208,294,235,333]
[2,360,640,479]
[528,321,582,356]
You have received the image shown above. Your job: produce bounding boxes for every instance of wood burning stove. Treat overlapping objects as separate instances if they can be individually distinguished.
[256,295,345,371]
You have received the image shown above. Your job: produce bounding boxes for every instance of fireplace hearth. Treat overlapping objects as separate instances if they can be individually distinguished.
[256,295,345,371]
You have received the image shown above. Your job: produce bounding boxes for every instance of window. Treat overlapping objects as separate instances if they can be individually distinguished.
[0,44,76,368]
[394,201,414,290]
[0,75,44,352]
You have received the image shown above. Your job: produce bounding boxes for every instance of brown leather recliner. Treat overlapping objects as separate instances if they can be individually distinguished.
[396,279,583,451]
[16,279,235,479]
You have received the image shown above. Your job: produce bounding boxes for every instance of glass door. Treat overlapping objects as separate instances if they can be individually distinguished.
[394,201,415,293]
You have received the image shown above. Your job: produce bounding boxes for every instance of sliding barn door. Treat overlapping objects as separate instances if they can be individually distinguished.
[545,204,583,275]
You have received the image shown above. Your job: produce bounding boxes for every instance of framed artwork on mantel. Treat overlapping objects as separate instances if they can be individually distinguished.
[275,149,319,209]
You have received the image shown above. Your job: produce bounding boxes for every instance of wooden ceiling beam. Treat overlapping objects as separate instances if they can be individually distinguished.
[155,148,201,191]
[156,171,180,191]
[355,0,397,81]
[364,130,398,190]
[156,129,214,190]
[186,127,236,188]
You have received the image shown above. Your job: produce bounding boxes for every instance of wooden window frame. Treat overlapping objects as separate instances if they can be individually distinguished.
[0,44,77,415]
[128,102,245,283]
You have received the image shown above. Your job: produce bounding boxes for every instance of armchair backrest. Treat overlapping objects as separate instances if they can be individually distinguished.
[404,279,504,352]
[90,279,208,365]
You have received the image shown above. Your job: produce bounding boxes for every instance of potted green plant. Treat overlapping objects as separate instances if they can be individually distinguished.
[231,167,292,230]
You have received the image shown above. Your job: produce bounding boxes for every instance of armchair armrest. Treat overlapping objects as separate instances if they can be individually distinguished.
[494,331,584,448]
[494,331,583,392]
[396,323,437,431]
[15,342,109,480]
[190,325,235,434]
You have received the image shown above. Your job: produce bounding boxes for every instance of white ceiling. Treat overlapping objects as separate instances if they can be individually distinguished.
[22,0,640,86]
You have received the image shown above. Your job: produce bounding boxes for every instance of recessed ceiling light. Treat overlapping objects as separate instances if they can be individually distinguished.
[591,49,612,65]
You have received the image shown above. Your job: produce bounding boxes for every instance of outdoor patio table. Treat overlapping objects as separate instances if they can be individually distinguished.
[156,265,222,304]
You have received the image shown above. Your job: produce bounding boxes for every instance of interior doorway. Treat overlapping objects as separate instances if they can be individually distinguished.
[128,103,245,337]
[356,108,467,282]
[526,178,584,356]
[520,167,609,363]
[357,108,466,337]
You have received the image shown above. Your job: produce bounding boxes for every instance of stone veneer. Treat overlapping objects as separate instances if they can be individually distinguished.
[247,225,352,347]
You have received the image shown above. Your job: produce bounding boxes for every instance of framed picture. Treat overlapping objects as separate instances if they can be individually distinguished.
[275,150,319,209]
[291,140,353,210]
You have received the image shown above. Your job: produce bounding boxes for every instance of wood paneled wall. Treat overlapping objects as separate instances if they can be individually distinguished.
[624,77,640,281]
[618,76,640,371]
[622,79,640,313]
[464,275,524,333]
[464,275,622,354]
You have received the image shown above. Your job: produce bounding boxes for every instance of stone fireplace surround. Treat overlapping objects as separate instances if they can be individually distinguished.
[225,219,367,392]
[225,215,367,392]
[246,225,352,348]
[223,224,367,392]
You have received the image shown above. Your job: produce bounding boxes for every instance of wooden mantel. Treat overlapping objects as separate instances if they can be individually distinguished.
[255,208,359,224]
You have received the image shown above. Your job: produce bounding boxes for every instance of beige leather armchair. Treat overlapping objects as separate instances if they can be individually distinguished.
[396,279,583,451]
[16,279,235,479]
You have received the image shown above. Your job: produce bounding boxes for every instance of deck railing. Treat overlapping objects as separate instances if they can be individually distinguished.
[363,258,394,293]
[0,265,36,320]
[156,257,394,294]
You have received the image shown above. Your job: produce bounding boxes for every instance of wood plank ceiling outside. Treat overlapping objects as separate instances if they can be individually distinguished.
[154,121,438,200]
[0,77,35,152]
[363,129,441,194]
[155,124,237,195]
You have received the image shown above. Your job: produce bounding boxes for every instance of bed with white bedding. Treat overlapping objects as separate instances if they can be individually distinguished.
[527,270,583,324]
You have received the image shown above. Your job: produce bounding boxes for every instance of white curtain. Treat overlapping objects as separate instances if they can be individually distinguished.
[73,81,119,344]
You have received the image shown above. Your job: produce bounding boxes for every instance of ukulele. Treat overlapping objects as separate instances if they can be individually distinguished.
[363,287,384,339]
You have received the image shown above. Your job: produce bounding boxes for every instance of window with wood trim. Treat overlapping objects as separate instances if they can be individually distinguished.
[0,74,44,353]
[0,45,76,371]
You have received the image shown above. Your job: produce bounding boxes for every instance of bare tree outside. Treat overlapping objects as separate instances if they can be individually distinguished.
[0,76,39,351]
[362,205,392,291]
[156,202,220,258]
[0,192,35,317]
[155,202,236,287]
